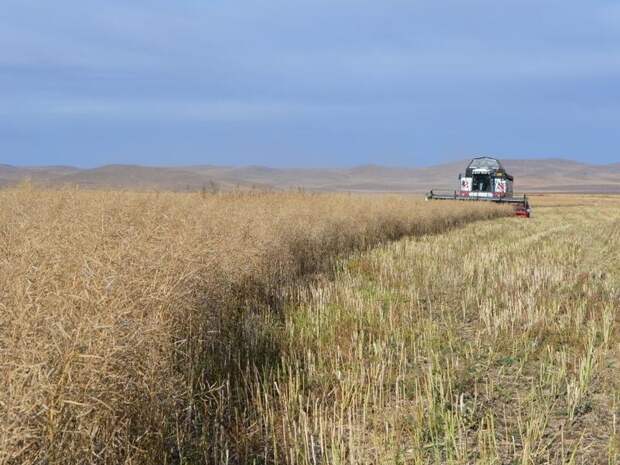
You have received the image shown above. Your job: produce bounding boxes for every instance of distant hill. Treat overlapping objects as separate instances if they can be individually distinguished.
[1,158,619,193]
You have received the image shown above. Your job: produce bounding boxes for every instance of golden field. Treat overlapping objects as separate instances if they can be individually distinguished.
[0,187,508,464]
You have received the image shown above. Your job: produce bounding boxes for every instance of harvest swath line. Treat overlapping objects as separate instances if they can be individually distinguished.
[0,187,508,465]
[3,188,619,464]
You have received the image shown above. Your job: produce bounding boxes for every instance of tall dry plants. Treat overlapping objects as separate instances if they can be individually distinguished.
[0,186,508,464]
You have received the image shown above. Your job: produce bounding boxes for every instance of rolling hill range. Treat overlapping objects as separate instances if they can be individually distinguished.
[1,159,619,193]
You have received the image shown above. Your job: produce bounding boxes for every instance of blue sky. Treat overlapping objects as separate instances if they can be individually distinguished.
[2,0,619,167]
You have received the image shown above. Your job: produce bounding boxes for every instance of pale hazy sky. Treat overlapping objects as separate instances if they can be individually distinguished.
[2,0,619,167]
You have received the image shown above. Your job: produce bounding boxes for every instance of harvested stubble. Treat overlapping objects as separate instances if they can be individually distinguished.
[248,200,620,465]
[0,187,508,464]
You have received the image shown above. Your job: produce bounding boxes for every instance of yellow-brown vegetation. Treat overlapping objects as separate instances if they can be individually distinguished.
[255,201,620,464]
[0,187,508,464]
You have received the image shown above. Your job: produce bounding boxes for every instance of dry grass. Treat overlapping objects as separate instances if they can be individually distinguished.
[243,198,620,464]
[0,186,508,464]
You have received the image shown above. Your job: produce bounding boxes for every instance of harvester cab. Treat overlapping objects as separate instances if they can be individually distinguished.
[426,157,531,217]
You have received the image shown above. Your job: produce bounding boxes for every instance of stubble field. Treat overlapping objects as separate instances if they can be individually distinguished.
[265,195,620,464]
[0,188,618,464]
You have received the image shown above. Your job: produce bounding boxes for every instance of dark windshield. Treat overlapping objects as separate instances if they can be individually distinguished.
[472,173,492,192]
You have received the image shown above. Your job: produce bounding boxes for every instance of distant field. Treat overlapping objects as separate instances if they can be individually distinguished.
[529,193,620,208]
[0,187,508,465]
[2,158,620,193]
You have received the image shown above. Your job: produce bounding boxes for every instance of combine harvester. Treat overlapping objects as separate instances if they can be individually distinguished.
[426,157,532,217]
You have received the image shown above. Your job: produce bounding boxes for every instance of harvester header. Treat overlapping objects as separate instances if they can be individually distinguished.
[426,156,531,217]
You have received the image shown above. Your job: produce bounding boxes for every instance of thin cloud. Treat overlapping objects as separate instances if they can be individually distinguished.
[2,98,362,122]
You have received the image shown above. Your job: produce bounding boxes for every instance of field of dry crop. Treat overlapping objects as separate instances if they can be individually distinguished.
[0,187,508,465]
[2,188,618,464]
